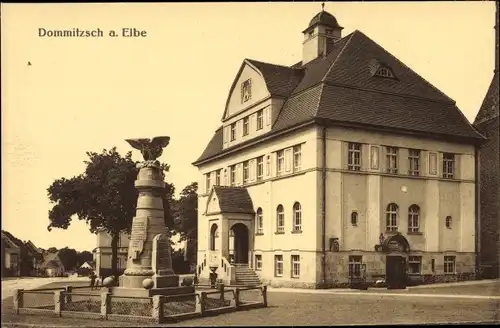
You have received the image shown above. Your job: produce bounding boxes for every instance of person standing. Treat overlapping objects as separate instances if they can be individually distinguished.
[89,272,96,290]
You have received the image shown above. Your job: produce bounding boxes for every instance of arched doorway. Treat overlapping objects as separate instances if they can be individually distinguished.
[210,223,218,251]
[381,233,411,289]
[230,223,249,264]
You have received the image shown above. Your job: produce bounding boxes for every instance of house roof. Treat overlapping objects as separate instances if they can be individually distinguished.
[40,251,64,270]
[194,29,484,165]
[209,186,255,214]
[1,230,24,249]
[474,71,499,126]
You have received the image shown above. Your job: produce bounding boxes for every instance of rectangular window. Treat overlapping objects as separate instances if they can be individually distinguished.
[215,170,221,186]
[291,255,300,278]
[223,169,227,185]
[277,150,285,176]
[408,149,421,176]
[386,147,399,174]
[230,123,236,141]
[431,259,435,273]
[243,161,249,184]
[293,204,302,232]
[348,143,361,171]
[429,152,438,175]
[348,256,363,278]
[205,173,211,193]
[255,255,262,271]
[256,156,264,181]
[442,153,455,179]
[275,255,283,277]
[408,256,422,274]
[266,155,271,176]
[256,110,264,130]
[230,165,236,186]
[444,256,455,274]
[243,117,249,136]
[293,145,302,171]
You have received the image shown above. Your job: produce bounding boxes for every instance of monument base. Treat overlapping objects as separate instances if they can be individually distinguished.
[118,273,180,289]
[153,274,180,288]
[110,286,195,298]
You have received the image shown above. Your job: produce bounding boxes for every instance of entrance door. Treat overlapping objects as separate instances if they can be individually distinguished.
[386,256,407,289]
[230,223,249,264]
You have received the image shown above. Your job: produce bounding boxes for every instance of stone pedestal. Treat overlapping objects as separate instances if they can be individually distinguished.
[111,159,194,297]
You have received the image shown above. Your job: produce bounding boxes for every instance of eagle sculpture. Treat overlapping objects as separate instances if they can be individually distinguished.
[125,136,170,161]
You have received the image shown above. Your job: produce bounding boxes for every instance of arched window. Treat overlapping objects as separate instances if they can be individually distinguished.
[293,202,302,232]
[351,212,358,226]
[386,203,399,232]
[256,208,264,234]
[210,224,218,251]
[408,205,420,233]
[276,205,285,233]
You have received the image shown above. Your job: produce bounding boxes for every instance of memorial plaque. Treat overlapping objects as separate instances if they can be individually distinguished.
[130,217,149,260]
[387,240,403,252]
[152,233,173,275]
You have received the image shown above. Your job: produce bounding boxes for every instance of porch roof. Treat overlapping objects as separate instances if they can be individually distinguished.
[212,186,255,214]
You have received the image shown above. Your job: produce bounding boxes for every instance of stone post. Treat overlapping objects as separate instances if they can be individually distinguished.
[152,295,163,323]
[65,286,72,303]
[219,283,225,301]
[100,292,109,318]
[195,291,206,314]
[54,291,64,316]
[234,289,240,308]
[13,289,23,314]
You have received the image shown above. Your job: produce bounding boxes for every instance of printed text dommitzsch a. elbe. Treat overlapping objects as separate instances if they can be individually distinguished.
[38,28,105,38]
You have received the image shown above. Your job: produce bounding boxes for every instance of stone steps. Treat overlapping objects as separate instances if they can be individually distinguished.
[233,264,261,286]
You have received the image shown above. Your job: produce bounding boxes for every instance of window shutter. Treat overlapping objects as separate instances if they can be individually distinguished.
[238,120,243,138]
[249,159,256,182]
[223,126,228,144]
[250,114,256,132]
[265,107,271,126]
[237,164,242,185]
[285,148,292,172]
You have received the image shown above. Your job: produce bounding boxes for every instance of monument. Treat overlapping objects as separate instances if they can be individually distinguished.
[111,136,194,297]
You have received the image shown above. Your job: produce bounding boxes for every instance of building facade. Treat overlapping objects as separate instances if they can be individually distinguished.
[193,9,484,288]
[474,1,500,279]
[93,230,130,278]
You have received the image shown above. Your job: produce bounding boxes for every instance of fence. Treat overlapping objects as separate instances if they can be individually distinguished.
[13,283,267,324]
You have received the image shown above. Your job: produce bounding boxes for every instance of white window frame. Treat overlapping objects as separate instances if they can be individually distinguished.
[266,155,271,176]
[255,254,262,271]
[276,205,285,233]
[291,255,300,278]
[215,170,221,186]
[408,256,422,274]
[230,165,236,186]
[348,143,361,171]
[408,149,421,176]
[206,173,211,193]
[256,110,264,130]
[230,123,236,141]
[256,208,263,234]
[293,145,302,172]
[386,146,398,174]
[277,150,285,176]
[243,117,249,136]
[408,205,420,233]
[256,156,264,181]
[293,202,302,232]
[386,203,398,232]
[348,256,363,278]
[442,153,455,179]
[243,161,249,184]
[275,255,283,277]
[444,256,455,274]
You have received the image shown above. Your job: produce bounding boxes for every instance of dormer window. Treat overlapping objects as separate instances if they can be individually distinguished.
[241,79,252,103]
[375,66,395,78]
[308,30,314,38]
[325,28,333,35]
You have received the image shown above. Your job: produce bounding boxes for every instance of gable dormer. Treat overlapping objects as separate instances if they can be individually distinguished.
[221,59,291,149]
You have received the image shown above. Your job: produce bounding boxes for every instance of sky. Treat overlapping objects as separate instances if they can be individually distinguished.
[1,2,496,252]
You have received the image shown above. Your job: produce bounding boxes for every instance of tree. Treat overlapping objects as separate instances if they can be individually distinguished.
[77,251,94,267]
[58,247,78,271]
[47,147,175,279]
[174,182,198,265]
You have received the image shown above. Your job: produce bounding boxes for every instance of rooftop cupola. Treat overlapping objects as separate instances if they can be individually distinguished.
[302,3,343,65]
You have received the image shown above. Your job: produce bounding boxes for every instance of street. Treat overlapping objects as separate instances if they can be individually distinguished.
[1,276,89,301]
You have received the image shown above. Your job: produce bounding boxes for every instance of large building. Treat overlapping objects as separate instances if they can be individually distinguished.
[93,230,130,278]
[474,1,500,279]
[192,9,485,288]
